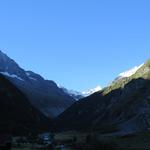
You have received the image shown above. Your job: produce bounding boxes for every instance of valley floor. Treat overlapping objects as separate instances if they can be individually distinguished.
[54,131,150,150]
[11,131,150,150]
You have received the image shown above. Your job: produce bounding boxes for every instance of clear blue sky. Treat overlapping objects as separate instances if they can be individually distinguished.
[0,0,149,91]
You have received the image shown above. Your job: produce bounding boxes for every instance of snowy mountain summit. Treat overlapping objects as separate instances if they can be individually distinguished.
[115,63,144,81]
[82,85,102,96]
[62,85,102,100]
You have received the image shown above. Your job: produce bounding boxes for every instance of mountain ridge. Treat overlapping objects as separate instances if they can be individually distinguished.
[55,59,150,135]
[0,51,75,118]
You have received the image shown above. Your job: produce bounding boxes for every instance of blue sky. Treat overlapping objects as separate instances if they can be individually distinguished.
[0,0,149,91]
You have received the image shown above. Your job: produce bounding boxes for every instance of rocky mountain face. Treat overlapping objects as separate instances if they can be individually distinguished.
[55,59,150,135]
[0,51,75,118]
[0,74,51,136]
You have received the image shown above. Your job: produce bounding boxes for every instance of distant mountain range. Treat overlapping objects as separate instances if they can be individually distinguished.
[0,50,103,119]
[61,85,102,100]
[55,59,150,135]
[0,50,75,118]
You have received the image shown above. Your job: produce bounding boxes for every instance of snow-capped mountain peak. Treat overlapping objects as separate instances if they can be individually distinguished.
[82,85,102,96]
[117,63,144,79]
[61,85,102,100]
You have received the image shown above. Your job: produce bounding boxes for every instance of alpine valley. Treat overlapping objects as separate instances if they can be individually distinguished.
[2,50,150,150]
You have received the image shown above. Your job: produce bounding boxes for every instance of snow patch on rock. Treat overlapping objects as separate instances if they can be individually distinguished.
[0,72,24,81]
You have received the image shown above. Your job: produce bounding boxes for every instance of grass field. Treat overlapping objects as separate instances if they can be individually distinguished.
[54,131,150,150]
[115,132,150,150]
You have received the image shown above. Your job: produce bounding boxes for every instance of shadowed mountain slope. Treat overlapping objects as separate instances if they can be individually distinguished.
[0,74,51,136]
